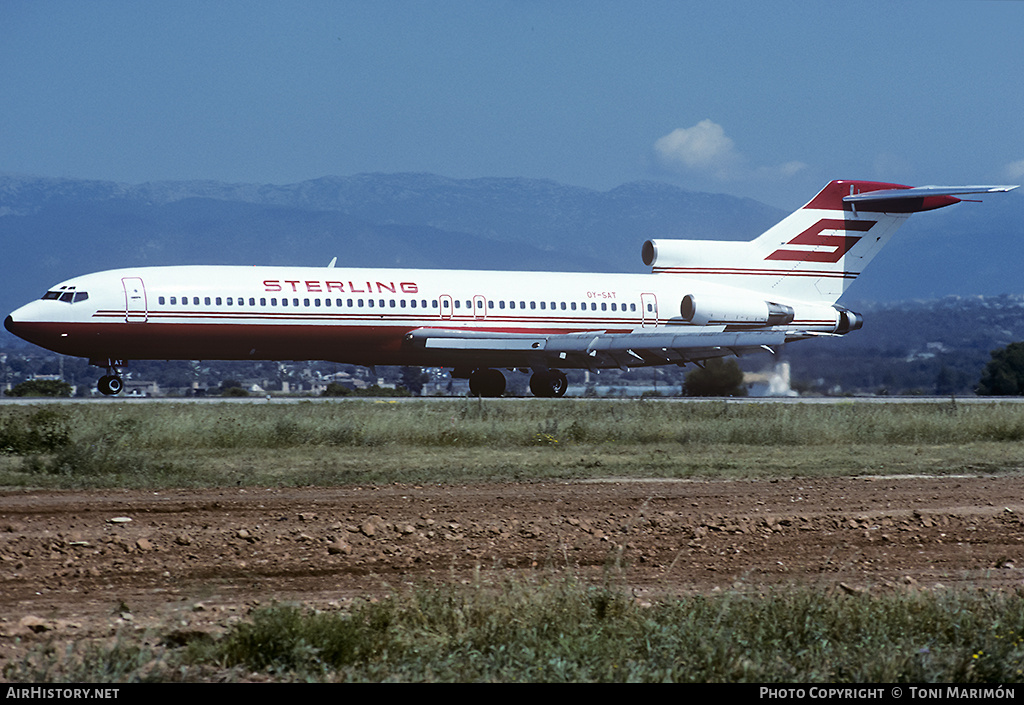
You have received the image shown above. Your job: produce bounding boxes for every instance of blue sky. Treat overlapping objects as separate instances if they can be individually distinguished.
[3,0,1022,208]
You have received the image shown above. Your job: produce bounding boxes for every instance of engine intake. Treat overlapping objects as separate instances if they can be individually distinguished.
[680,294,795,326]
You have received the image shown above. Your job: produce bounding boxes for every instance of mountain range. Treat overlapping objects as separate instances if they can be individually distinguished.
[2,171,1021,343]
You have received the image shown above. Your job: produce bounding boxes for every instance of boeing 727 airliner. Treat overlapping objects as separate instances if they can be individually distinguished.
[4,180,1017,396]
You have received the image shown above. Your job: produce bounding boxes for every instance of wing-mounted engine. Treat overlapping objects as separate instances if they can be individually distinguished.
[680,294,794,327]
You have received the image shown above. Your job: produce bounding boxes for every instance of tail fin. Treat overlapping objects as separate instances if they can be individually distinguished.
[642,181,1017,303]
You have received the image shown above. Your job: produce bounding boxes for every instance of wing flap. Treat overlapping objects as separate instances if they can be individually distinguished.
[403,327,790,369]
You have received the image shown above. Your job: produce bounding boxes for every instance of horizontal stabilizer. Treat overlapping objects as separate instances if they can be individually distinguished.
[843,185,1018,203]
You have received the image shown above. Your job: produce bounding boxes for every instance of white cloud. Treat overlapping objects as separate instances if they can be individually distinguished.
[653,120,740,177]
[1004,159,1024,180]
[653,120,806,181]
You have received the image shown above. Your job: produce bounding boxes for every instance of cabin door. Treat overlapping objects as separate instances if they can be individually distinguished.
[472,295,487,319]
[640,293,658,328]
[122,277,148,323]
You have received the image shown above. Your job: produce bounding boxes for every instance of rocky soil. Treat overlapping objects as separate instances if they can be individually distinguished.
[2,475,1024,674]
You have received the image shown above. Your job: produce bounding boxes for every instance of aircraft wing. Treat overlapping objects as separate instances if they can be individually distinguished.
[402,327,794,370]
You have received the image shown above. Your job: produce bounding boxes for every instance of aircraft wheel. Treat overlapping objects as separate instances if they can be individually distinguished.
[530,369,568,398]
[468,368,506,397]
[98,375,123,396]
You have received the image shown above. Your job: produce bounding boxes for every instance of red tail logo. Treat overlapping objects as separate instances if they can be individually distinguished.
[766,219,875,263]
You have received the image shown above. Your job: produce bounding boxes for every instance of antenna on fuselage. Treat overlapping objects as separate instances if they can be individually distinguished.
[327,257,337,268]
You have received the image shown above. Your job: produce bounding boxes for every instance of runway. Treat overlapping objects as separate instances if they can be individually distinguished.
[2,393,1022,405]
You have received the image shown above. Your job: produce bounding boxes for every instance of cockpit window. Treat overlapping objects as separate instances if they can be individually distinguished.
[42,289,89,303]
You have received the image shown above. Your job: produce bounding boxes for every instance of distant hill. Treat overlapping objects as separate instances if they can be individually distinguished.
[0,172,783,329]
[2,171,1021,343]
[780,295,1024,395]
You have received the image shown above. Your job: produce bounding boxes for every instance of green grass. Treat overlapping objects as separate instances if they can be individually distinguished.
[9,576,1024,682]
[4,399,1024,487]
[7,399,1024,682]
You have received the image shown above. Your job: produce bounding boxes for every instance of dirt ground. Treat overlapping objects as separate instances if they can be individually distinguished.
[2,475,1024,672]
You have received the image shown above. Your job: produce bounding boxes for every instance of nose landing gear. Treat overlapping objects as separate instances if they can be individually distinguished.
[91,359,125,396]
[97,374,124,396]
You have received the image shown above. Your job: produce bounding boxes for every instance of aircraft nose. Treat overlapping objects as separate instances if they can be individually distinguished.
[3,314,13,334]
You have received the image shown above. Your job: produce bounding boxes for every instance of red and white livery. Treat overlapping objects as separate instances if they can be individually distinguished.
[5,180,1016,396]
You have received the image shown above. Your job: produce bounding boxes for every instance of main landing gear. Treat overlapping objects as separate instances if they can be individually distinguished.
[468,368,506,397]
[464,368,569,398]
[92,359,125,396]
[529,369,568,398]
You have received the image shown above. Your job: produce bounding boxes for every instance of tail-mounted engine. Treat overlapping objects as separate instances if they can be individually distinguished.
[834,307,863,334]
[680,294,795,327]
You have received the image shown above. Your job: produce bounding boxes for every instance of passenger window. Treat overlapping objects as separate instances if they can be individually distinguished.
[216,297,223,306]
[260,298,267,306]
[226,298,232,306]
[282,298,288,307]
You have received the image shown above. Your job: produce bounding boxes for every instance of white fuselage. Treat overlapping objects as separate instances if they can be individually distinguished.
[5,264,840,369]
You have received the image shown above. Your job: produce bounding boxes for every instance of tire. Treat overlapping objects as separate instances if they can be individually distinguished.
[530,369,568,398]
[469,369,506,397]
[98,375,123,396]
